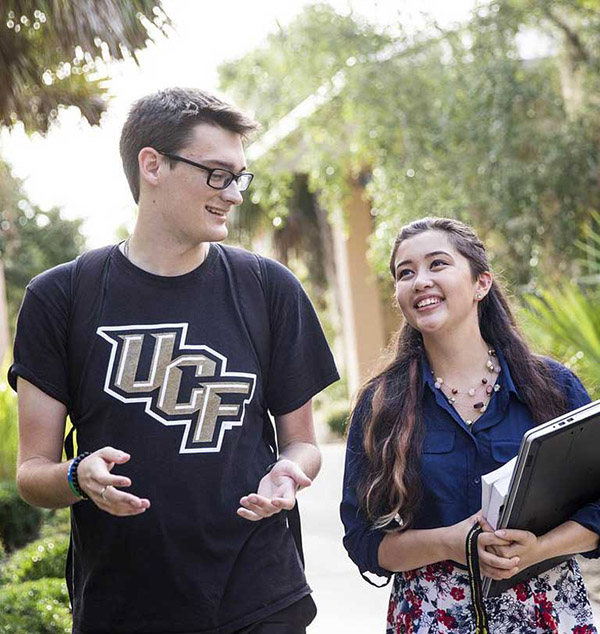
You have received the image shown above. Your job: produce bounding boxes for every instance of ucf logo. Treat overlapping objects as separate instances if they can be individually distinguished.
[97,324,256,453]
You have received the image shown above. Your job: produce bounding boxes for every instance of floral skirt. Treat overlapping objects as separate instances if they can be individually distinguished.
[387,558,597,634]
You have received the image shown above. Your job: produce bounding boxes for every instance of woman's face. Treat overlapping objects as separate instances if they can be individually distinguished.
[392,230,491,337]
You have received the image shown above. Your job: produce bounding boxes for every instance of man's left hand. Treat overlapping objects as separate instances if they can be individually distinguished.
[237,459,312,522]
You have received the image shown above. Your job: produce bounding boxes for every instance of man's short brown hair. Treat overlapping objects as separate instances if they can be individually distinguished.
[119,88,258,203]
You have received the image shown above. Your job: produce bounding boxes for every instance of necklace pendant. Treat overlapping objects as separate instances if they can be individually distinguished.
[473,401,485,410]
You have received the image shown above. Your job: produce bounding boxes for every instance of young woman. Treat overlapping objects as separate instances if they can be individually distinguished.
[341,217,599,633]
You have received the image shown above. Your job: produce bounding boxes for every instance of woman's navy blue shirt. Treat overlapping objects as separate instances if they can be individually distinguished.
[341,350,599,581]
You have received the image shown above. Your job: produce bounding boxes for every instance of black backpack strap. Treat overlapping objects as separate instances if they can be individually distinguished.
[64,244,116,608]
[64,428,75,461]
[287,498,305,567]
[65,245,117,458]
[216,244,305,567]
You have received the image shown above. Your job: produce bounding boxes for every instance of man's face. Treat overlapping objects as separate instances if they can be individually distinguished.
[157,123,246,245]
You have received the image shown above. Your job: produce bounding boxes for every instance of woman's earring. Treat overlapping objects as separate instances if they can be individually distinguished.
[476,293,483,300]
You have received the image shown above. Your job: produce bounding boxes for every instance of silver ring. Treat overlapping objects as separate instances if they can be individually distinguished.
[100,486,109,500]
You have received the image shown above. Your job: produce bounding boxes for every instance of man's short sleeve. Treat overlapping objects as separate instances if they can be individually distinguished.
[8,262,74,407]
[261,257,339,416]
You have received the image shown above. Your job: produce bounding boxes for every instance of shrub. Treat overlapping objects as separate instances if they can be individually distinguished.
[314,377,350,438]
[324,404,350,437]
[0,380,18,482]
[1,533,69,584]
[0,578,71,634]
[40,509,70,539]
[0,481,43,553]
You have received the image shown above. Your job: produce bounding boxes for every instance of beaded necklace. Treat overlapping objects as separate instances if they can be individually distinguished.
[431,349,501,426]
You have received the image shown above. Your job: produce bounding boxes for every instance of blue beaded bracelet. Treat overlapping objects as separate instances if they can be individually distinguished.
[67,452,91,500]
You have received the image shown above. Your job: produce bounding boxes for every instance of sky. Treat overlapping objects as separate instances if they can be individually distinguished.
[1,0,479,247]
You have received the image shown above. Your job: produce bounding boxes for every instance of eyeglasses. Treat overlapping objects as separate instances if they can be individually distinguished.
[158,151,254,192]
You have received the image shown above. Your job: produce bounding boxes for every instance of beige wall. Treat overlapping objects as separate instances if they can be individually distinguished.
[332,181,388,396]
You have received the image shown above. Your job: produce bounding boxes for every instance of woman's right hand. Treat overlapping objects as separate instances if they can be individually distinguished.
[444,512,520,580]
[76,447,151,516]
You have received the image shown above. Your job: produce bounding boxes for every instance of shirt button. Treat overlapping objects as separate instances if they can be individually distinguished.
[474,477,481,485]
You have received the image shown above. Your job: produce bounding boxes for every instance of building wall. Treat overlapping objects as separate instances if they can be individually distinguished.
[332,180,389,396]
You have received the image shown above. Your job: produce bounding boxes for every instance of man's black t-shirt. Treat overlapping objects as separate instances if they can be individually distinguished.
[9,243,339,634]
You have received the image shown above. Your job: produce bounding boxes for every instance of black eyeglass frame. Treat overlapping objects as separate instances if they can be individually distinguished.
[157,151,254,191]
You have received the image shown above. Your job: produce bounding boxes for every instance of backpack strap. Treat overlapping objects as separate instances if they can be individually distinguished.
[64,245,117,459]
[64,245,116,609]
[214,244,305,566]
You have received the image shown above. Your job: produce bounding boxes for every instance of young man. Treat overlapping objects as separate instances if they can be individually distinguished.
[9,88,339,634]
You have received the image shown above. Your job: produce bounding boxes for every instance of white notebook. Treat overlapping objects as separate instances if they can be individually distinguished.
[481,456,517,528]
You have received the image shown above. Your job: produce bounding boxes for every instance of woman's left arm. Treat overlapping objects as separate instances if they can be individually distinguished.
[484,520,599,576]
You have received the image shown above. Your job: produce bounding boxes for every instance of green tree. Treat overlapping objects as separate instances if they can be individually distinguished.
[0,0,171,133]
[219,1,600,288]
[0,160,84,331]
[521,212,600,398]
[1,0,173,330]
[221,4,390,313]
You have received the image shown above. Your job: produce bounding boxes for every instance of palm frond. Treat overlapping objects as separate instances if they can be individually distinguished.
[523,283,600,396]
[3,1,170,58]
[0,1,171,133]
[574,209,600,276]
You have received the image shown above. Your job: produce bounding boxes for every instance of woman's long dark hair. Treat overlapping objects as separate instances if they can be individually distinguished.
[354,217,567,530]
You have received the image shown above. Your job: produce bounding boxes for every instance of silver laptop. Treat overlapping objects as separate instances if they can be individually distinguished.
[483,398,600,598]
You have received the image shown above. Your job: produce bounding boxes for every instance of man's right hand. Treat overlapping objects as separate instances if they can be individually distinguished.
[77,447,150,516]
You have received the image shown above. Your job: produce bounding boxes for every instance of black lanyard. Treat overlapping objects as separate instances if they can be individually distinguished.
[466,523,489,634]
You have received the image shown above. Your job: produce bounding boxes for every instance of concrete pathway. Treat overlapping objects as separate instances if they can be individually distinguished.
[300,443,600,633]
[300,443,389,633]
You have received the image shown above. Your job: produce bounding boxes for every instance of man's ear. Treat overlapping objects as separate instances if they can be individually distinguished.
[476,271,493,300]
[138,147,162,188]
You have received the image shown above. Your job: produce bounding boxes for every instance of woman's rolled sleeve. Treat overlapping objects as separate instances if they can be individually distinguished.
[341,393,392,584]
[341,496,390,579]
[570,502,600,559]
